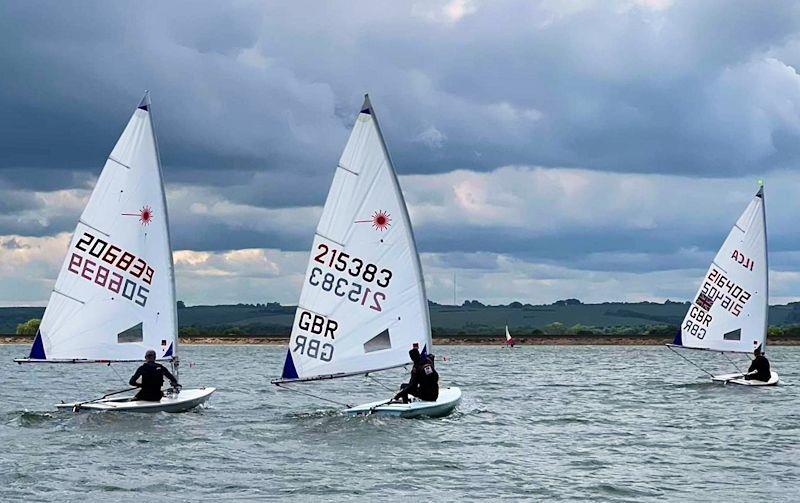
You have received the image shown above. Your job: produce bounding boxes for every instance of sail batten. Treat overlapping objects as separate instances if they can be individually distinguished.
[279,95,431,382]
[678,188,768,354]
[21,93,177,363]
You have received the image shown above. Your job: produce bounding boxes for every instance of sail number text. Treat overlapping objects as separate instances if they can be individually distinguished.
[309,267,385,312]
[684,267,753,339]
[66,231,154,307]
[313,244,392,287]
[701,267,751,314]
[292,309,337,362]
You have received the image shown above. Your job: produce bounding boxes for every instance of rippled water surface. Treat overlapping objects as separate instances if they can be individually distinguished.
[2,344,799,502]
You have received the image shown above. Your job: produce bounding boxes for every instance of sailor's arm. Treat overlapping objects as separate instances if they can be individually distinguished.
[161,365,179,387]
[394,371,419,398]
[129,367,143,387]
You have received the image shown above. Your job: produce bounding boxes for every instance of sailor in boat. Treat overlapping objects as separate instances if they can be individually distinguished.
[129,349,180,401]
[744,346,771,382]
[392,344,439,404]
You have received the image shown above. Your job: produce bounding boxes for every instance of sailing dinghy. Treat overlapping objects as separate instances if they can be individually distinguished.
[15,92,215,412]
[505,325,515,348]
[667,186,778,386]
[272,95,461,418]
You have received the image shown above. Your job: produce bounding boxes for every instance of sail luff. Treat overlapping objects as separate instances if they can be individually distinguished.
[760,185,768,353]
[145,91,179,362]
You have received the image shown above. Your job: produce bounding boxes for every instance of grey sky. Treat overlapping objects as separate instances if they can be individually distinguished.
[2,0,800,306]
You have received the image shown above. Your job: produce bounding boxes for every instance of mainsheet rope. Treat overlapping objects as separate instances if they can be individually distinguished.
[365,373,395,392]
[107,362,129,386]
[666,345,715,377]
[722,352,744,373]
[274,382,353,408]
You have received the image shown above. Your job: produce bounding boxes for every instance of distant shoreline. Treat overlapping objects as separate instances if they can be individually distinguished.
[4,334,800,346]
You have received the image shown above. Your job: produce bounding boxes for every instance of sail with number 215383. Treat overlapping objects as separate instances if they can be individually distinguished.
[272,95,461,418]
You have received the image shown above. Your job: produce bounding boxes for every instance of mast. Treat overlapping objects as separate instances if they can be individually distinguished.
[759,183,768,353]
[145,91,180,379]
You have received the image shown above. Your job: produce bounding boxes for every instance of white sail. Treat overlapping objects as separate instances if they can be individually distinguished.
[505,325,512,342]
[279,95,431,381]
[677,187,768,353]
[25,92,178,362]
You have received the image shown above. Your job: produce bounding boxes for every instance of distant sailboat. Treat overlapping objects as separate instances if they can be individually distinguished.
[272,95,461,418]
[505,325,515,348]
[667,185,778,385]
[15,92,215,411]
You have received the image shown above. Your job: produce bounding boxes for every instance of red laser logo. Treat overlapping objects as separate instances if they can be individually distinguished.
[355,210,391,231]
[122,205,154,226]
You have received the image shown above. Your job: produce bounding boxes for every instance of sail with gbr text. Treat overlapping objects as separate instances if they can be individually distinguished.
[676,187,768,353]
[24,92,178,362]
[279,95,431,382]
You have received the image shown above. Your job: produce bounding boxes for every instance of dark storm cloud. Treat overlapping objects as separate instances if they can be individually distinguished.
[4,0,800,195]
[4,0,800,283]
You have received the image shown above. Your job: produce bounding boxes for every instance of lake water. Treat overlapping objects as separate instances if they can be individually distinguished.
[2,344,799,502]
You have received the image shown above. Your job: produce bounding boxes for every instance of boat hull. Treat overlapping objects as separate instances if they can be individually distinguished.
[712,372,779,386]
[56,387,216,413]
[345,386,461,418]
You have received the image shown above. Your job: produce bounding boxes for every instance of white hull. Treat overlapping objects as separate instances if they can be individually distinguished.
[56,387,216,413]
[711,372,779,386]
[345,386,461,418]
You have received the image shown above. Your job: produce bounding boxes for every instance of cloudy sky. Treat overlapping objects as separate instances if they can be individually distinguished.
[3,0,800,307]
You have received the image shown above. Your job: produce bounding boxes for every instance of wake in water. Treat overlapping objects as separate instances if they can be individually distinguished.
[5,410,57,428]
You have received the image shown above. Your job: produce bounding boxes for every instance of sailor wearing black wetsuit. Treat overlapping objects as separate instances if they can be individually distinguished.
[394,346,439,403]
[129,349,180,401]
[745,346,771,382]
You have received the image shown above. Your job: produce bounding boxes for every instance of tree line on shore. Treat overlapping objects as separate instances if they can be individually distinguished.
[15,317,800,339]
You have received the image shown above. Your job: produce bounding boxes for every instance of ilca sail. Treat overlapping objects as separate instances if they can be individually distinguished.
[18,92,177,363]
[276,95,432,383]
[674,186,768,354]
